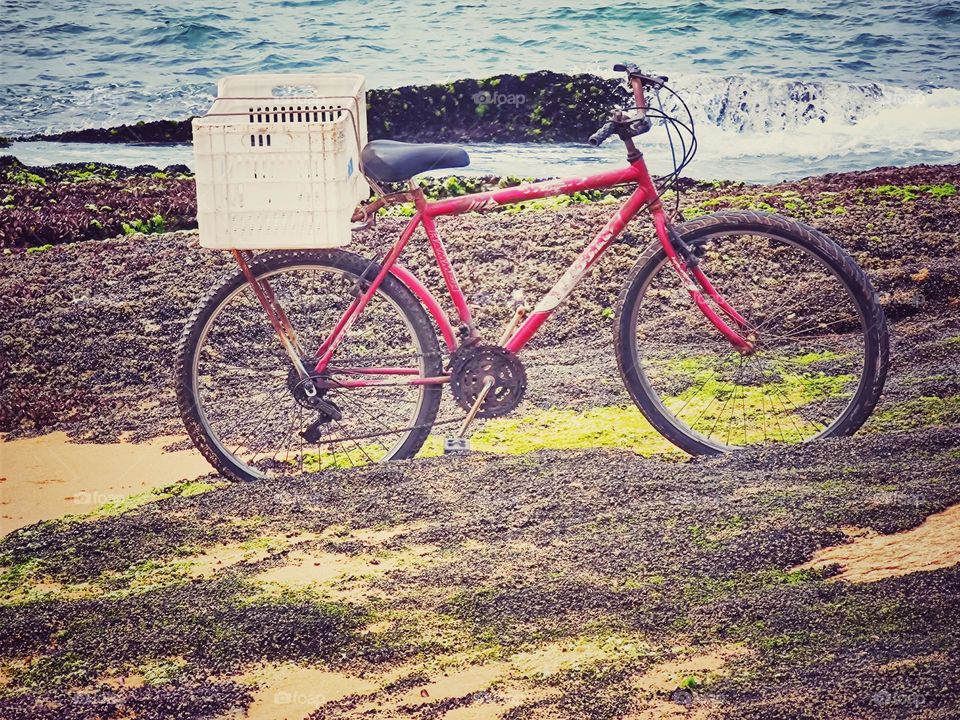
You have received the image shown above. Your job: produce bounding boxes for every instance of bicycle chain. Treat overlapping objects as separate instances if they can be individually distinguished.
[315,350,464,444]
[272,346,531,445]
[316,416,463,444]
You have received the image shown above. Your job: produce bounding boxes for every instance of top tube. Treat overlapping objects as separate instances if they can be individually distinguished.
[424,161,648,217]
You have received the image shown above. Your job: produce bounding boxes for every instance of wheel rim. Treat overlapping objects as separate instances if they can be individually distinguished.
[627,230,870,451]
[190,262,429,478]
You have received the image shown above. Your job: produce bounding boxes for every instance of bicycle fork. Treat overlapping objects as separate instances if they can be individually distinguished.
[652,212,755,354]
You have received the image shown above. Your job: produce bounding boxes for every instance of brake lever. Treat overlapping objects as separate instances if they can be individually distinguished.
[613,63,669,88]
[640,73,669,88]
[610,106,651,134]
[630,117,653,136]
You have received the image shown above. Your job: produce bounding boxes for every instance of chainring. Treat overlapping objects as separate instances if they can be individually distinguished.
[450,344,527,418]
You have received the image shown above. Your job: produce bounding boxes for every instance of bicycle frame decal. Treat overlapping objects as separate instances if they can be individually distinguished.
[423,164,648,217]
[505,183,653,353]
[292,155,753,382]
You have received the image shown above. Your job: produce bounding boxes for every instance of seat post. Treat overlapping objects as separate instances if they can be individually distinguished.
[409,179,428,212]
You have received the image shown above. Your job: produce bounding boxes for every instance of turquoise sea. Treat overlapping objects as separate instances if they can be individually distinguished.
[3,0,959,181]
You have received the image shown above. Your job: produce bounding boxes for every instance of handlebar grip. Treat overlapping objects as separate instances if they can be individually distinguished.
[588,121,616,146]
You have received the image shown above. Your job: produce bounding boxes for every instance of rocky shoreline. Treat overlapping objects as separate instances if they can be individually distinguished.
[12,72,634,145]
[2,162,958,440]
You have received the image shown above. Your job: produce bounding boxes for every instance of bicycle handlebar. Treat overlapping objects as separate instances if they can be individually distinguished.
[613,62,669,88]
[587,63,670,146]
[588,121,617,146]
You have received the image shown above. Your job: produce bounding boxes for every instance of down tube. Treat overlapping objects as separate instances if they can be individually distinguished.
[505,186,651,353]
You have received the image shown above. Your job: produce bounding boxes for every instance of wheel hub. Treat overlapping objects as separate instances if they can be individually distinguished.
[286,364,341,416]
[450,344,527,418]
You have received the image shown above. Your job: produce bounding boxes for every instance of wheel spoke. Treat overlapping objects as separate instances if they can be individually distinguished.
[183,259,440,480]
[629,225,874,451]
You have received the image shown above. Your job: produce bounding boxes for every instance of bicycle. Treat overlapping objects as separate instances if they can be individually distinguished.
[177,62,889,482]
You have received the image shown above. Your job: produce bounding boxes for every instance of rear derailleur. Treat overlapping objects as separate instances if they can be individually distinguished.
[287,364,342,443]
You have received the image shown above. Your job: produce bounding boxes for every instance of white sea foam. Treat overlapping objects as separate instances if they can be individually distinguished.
[665,79,960,179]
[6,75,959,183]
[666,74,960,133]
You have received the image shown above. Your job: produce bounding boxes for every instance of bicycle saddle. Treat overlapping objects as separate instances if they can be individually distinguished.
[361,140,470,183]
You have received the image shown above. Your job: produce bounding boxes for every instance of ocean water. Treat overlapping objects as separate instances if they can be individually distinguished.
[3,0,959,180]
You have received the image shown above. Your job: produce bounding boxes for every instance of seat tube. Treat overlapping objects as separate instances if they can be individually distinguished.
[420,211,474,329]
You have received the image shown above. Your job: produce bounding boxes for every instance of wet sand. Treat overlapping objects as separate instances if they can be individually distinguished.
[239,663,377,720]
[0,432,211,535]
[798,502,960,583]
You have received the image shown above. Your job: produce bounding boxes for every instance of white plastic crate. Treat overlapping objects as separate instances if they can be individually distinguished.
[192,73,369,249]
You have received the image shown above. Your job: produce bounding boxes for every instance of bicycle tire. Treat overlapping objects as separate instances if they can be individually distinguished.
[614,210,889,455]
[176,249,443,481]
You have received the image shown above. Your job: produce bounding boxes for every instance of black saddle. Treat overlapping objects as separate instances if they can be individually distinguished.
[361,140,470,183]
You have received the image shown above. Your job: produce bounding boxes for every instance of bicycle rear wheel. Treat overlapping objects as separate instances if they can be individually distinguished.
[176,250,443,481]
[615,211,888,455]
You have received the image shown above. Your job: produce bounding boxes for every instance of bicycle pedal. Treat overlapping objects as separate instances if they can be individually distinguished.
[443,437,471,454]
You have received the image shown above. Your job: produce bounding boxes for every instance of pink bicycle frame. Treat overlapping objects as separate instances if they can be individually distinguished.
[254,155,753,389]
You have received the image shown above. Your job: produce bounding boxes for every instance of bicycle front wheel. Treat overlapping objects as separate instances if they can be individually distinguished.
[176,250,443,481]
[615,211,888,455]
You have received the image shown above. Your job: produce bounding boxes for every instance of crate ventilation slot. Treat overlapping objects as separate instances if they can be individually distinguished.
[247,105,345,124]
